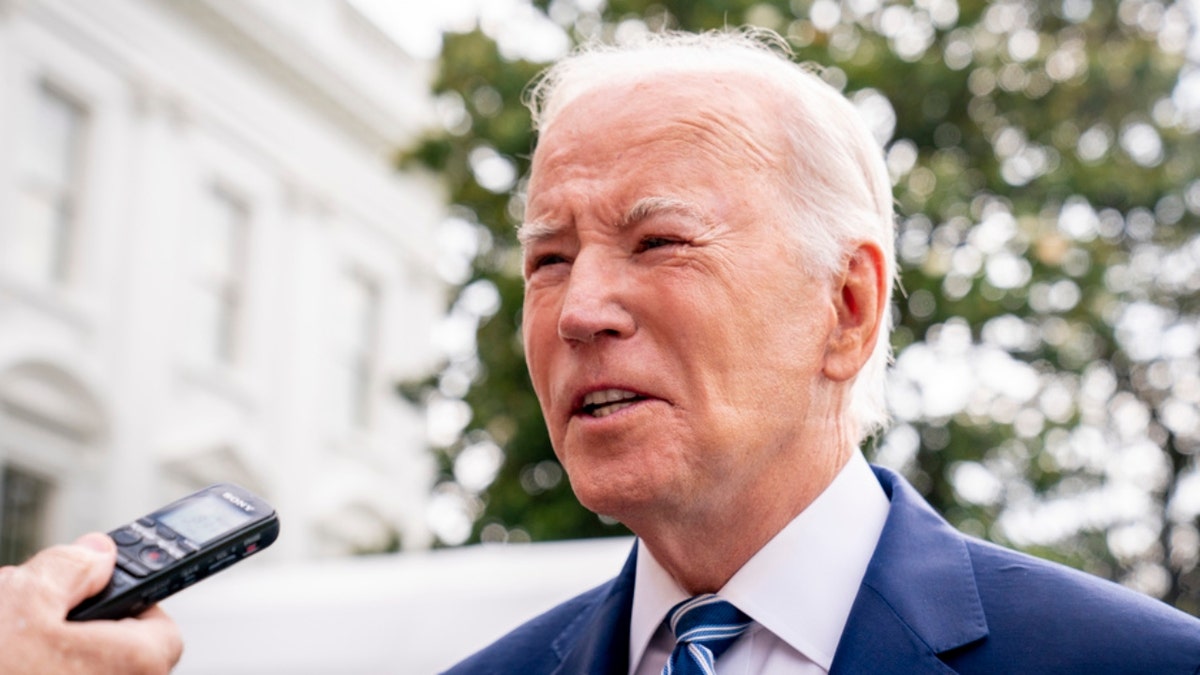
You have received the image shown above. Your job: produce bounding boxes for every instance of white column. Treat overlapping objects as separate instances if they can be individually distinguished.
[103,80,190,519]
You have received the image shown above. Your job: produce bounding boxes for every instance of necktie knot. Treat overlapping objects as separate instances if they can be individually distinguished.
[662,594,751,675]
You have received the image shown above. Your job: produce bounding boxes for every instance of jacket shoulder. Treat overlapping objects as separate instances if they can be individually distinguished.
[950,537,1200,674]
[858,466,1200,675]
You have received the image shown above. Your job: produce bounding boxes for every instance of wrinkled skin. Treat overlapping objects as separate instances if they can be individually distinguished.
[0,533,183,674]
[520,73,887,592]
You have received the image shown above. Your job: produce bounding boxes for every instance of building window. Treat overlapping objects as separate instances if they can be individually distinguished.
[0,465,54,565]
[6,83,88,285]
[330,272,379,430]
[185,186,247,367]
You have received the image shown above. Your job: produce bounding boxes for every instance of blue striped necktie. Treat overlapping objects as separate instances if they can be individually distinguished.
[661,594,752,675]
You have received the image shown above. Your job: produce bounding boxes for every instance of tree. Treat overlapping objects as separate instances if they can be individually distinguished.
[405,0,1200,613]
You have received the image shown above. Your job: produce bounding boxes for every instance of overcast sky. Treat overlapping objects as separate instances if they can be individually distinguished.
[349,0,572,62]
[349,0,495,59]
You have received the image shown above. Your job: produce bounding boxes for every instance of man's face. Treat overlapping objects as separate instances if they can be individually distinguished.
[520,74,845,526]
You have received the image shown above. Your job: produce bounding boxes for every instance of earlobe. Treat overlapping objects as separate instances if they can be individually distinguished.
[823,242,886,382]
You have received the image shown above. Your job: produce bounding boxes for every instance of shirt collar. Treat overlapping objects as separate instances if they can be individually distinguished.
[627,450,890,671]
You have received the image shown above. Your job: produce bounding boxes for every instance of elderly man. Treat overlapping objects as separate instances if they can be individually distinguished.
[446,29,1200,675]
[2,28,1198,675]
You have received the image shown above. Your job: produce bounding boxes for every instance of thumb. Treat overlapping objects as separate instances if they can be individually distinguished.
[74,532,116,556]
[23,533,118,611]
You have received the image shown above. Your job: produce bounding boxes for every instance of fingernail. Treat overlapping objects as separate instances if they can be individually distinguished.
[74,532,113,553]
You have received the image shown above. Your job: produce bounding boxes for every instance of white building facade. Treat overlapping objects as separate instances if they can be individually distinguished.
[0,0,445,563]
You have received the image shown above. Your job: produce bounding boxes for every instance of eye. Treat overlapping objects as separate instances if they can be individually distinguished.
[636,236,683,253]
[529,252,568,272]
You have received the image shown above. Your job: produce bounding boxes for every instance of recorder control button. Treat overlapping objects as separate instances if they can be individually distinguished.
[110,568,137,590]
[138,545,170,571]
[136,517,155,528]
[155,524,178,541]
[117,554,150,577]
[111,528,141,546]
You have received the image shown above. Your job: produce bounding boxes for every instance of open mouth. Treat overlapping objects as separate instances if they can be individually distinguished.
[577,389,647,418]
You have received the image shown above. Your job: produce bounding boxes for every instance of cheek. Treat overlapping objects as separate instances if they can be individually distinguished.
[675,279,811,363]
[716,291,835,401]
[521,304,556,397]
[521,295,579,444]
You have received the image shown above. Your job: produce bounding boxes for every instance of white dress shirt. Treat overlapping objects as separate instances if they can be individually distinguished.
[628,450,890,675]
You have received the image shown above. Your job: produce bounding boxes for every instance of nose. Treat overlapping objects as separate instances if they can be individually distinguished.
[557,251,636,344]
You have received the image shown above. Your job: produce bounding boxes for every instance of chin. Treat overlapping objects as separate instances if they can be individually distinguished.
[558,434,688,518]
[568,466,667,526]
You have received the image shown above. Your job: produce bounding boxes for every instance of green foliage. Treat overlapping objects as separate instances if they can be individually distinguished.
[407,0,1200,613]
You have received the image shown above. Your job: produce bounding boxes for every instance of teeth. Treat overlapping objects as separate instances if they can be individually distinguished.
[591,401,636,418]
[583,389,639,407]
[581,389,642,418]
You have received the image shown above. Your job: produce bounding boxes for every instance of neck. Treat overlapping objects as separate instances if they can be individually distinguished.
[634,442,855,595]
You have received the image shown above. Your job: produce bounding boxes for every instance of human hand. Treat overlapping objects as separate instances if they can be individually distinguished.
[0,533,183,674]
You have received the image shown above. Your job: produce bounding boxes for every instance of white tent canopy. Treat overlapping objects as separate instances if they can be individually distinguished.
[164,537,634,674]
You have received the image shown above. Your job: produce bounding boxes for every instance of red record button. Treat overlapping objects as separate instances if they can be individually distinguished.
[138,545,171,571]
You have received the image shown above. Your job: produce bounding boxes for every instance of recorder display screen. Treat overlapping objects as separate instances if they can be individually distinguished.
[159,493,254,544]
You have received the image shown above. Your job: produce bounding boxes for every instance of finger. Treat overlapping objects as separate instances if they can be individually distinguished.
[72,606,184,673]
[22,534,117,610]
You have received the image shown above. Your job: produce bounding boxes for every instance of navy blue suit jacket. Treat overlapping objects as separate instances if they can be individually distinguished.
[445,466,1200,674]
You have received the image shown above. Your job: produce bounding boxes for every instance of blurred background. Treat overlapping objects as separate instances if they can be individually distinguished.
[0,0,1198,672]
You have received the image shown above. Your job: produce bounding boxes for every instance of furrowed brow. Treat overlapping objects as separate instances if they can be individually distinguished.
[618,196,705,230]
[517,196,705,248]
[517,219,562,249]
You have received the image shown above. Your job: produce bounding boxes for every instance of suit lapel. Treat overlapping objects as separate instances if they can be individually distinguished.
[831,466,989,675]
[550,544,638,675]
[546,468,987,675]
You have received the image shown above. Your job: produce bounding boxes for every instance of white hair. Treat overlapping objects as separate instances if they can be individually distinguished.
[525,28,897,443]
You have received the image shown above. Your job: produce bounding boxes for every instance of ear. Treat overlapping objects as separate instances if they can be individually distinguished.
[823,242,887,382]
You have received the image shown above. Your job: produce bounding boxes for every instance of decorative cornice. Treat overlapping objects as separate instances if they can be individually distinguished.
[148,0,425,151]
[129,77,190,131]
[0,0,29,22]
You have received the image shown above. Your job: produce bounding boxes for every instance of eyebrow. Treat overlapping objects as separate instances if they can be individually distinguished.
[619,196,704,229]
[517,196,705,249]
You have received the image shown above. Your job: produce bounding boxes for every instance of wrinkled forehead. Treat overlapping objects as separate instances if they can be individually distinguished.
[529,71,787,182]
